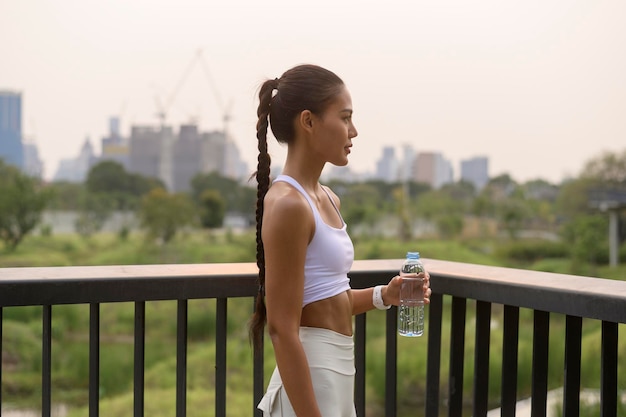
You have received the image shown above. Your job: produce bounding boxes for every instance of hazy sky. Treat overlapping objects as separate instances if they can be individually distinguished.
[2,0,625,183]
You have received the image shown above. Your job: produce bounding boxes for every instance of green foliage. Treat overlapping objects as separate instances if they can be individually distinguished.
[85,160,164,210]
[494,240,570,263]
[198,189,226,228]
[138,188,197,243]
[560,215,609,269]
[413,189,466,238]
[0,161,51,251]
[190,172,255,219]
[45,181,85,210]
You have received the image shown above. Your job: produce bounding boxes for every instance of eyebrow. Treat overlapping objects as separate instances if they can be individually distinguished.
[339,109,353,115]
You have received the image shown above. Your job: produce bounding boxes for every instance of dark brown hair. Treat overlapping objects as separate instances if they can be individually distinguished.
[249,64,345,352]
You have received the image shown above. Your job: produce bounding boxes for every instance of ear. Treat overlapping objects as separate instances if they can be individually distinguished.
[298,110,314,133]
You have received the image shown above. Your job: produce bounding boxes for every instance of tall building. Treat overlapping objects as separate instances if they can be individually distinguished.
[129,123,248,192]
[172,124,203,192]
[412,152,453,189]
[100,117,129,169]
[23,139,44,178]
[460,156,489,190]
[53,137,97,182]
[375,146,399,182]
[128,125,175,190]
[0,90,23,169]
[399,144,415,182]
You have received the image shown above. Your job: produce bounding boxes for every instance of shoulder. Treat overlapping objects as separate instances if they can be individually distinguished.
[263,182,314,232]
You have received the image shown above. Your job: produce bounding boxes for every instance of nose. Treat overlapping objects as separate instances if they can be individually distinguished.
[349,122,358,139]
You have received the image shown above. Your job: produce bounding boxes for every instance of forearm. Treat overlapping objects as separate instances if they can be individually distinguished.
[351,287,389,315]
[270,332,322,417]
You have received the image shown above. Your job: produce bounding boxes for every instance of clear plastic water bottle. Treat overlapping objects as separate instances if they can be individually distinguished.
[398,251,425,337]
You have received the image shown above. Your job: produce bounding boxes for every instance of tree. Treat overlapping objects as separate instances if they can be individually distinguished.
[198,189,225,229]
[86,161,164,210]
[580,149,626,184]
[138,188,197,243]
[191,172,255,219]
[45,181,85,210]
[0,161,51,250]
[414,189,465,238]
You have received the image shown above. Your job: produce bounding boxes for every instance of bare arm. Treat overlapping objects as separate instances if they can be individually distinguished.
[351,273,431,316]
[263,186,322,417]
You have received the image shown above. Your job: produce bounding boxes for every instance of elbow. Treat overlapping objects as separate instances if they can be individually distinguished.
[267,321,299,347]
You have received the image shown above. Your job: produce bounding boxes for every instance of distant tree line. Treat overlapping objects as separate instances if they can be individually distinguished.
[1,149,625,267]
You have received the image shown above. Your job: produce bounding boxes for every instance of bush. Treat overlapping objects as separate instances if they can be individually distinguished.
[494,240,570,263]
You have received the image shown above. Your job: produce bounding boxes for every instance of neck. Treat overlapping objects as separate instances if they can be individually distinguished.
[282,147,325,191]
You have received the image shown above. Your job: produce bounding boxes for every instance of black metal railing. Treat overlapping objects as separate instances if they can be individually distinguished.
[1,259,625,417]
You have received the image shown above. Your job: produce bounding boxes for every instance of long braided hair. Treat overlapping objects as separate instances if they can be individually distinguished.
[249,64,345,352]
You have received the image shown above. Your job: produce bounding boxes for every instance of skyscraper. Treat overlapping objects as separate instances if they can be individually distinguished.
[375,146,399,182]
[460,156,489,190]
[0,90,24,169]
[412,151,453,189]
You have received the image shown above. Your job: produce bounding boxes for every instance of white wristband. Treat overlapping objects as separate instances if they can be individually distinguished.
[372,285,391,310]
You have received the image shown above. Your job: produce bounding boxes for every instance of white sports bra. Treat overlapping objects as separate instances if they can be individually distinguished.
[272,175,354,307]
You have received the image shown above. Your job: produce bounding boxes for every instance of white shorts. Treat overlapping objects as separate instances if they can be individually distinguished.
[257,327,357,417]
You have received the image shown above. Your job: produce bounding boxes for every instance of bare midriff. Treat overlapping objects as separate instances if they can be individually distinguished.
[299,290,354,336]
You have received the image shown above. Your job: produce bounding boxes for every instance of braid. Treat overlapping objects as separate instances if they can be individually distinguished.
[249,79,276,352]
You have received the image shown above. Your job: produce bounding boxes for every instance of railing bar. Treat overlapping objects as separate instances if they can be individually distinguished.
[385,307,397,417]
[176,300,188,417]
[531,310,550,417]
[473,301,491,417]
[601,321,618,417]
[562,315,582,417]
[448,296,467,417]
[354,313,366,417]
[252,297,264,417]
[134,301,145,417]
[501,305,519,417]
[42,305,52,417]
[89,303,100,417]
[425,292,443,417]
[215,298,227,417]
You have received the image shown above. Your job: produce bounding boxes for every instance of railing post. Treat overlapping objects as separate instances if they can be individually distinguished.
[215,298,227,417]
[425,292,443,417]
[563,315,582,417]
[473,301,491,417]
[42,305,52,417]
[501,305,519,417]
[134,301,145,417]
[531,310,550,417]
[385,307,397,417]
[0,307,3,417]
[448,297,467,417]
[176,300,188,417]
[354,313,366,417]
[601,321,618,417]
[89,303,100,417]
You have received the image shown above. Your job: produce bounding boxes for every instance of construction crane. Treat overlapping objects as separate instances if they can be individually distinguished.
[152,49,232,134]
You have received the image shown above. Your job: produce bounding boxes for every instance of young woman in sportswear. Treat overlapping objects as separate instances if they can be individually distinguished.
[249,64,431,417]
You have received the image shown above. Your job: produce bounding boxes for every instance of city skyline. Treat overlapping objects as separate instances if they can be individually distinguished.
[2,0,625,184]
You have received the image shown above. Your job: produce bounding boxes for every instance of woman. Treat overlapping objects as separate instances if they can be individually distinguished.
[249,64,431,417]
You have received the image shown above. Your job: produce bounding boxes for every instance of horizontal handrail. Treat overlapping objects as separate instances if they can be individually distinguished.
[2,259,625,324]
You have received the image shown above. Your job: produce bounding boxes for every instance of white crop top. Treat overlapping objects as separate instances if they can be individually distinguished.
[273,175,354,307]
